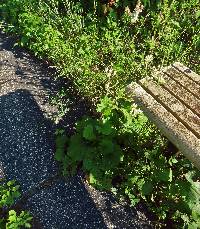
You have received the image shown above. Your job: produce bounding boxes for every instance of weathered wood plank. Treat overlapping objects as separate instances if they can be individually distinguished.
[159,72,200,117]
[139,79,200,138]
[164,66,200,99]
[173,62,200,84]
[127,83,200,170]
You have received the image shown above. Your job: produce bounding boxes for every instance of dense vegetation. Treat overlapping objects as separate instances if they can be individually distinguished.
[0,0,200,228]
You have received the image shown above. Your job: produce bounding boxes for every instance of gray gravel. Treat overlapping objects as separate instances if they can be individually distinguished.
[0,30,152,229]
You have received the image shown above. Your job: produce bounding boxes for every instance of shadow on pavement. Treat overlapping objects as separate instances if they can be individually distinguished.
[0,30,91,134]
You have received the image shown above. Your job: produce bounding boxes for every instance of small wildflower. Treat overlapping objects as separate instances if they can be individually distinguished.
[145,54,154,63]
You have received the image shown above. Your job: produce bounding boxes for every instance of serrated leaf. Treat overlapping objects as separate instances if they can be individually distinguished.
[26,216,33,221]
[19,211,25,216]
[55,129,65,135]
[136,178,145,190]
[169,157,178,166]
[13,185,20,191]
[111,187,117,195]
[83,124,96,141]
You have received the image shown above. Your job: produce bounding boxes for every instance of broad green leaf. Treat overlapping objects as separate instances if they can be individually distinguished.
[141,181,153,196]
[185,186,200,209]
[55,148,65,162]
[96,120,114,135]
[99,139,114,154]
[158,168,171,182]
[137,178,145,190]
[67,135,84,161]
[128,193,140,206]
[83,124,96,141]
[56,135,68,149]
[176,180,191,197]
[83,159,93,171]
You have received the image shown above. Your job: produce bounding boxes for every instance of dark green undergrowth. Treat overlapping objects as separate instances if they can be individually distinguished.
[0,0,200,228]
[55,94,200,228]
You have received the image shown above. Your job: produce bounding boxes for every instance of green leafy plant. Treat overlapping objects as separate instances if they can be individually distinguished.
[6,210,32,229]
[55,95,200,227]
[55,116,124,189]
[0,180,21,208]
[0,180,32,229]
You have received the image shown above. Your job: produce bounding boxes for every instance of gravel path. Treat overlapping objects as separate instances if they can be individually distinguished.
[0,30,152,229]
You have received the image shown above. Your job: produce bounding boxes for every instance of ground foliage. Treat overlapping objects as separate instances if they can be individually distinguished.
[55,94,200,228]
[0,0,200,228]
[0,180,32,228]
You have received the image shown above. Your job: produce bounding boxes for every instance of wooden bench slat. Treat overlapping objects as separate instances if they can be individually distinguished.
[173,62,200,85]
[164,66,200,99]
[160,73,200,117]
[127,83,200,170]
[139,79,200,138]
